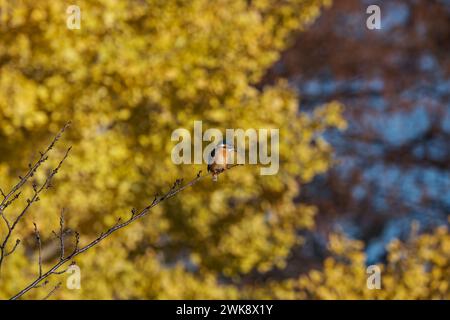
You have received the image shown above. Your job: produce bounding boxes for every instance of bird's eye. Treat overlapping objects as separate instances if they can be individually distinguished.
[210,148,215,157]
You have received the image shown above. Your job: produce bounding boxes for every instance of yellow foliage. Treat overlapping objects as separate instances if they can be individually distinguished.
[0,0,339,299]
[297,225,450,299]
[240,225,449,299]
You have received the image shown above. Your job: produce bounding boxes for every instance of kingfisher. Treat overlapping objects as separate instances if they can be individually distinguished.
[207,141,236,182]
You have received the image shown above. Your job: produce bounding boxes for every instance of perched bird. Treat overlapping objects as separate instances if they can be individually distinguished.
[207,142,235,182]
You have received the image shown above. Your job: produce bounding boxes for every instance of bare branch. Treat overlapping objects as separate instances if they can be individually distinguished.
[0,122,71,275]
[10,165,242,300]
[0,122,71,211]
[1,192,21,214]
[0,146,71,273]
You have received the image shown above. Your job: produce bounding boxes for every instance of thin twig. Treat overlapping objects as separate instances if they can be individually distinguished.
[33,223,43,278]
[33,279,49,288]
[5,239,20,256]
[42,282,61,300]
[59,209,65,260]
[52,261,75,275]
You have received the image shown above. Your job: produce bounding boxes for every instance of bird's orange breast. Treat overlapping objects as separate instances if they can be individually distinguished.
[210,147,229,172]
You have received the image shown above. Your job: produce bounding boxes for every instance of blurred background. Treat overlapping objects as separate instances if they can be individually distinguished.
[0,0,448,299]
[262,0,450,273]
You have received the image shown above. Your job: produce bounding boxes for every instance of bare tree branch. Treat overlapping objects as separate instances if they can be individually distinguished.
[0,122,71,275]
[0,122,243,299]
[0,146,71,274]
[0,122,71,212]
[9,165,242,300]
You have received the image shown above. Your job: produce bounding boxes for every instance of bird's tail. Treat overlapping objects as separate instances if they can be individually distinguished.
[212,174,218,182]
